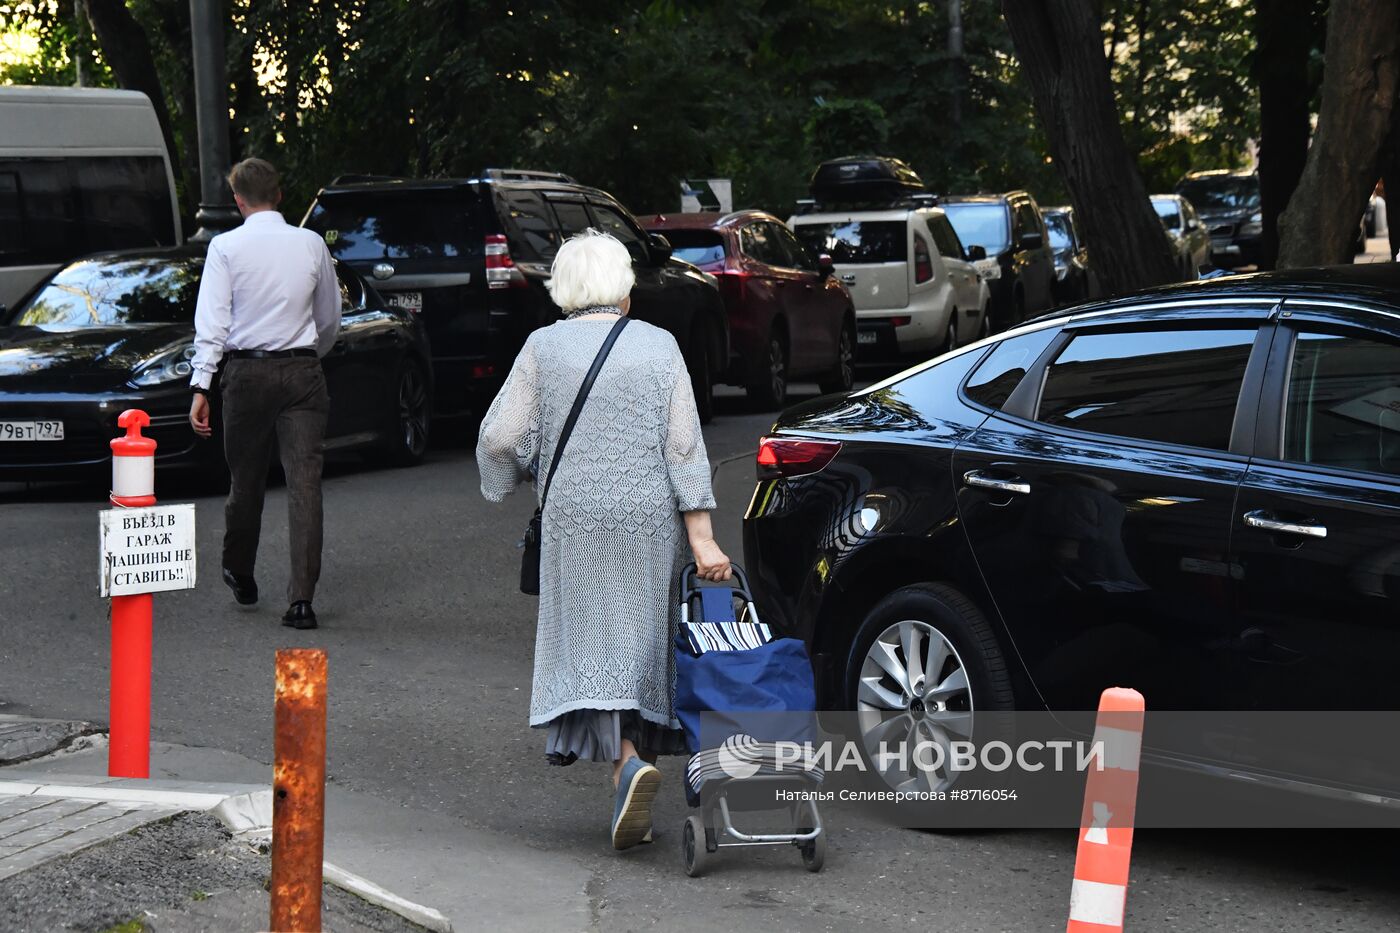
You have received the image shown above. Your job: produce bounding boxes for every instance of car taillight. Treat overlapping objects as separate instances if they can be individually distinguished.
[484,234,524,289]
[756,436,842,479]
[890,316,911,327]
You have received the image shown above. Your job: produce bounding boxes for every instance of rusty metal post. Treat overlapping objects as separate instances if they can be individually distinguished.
[270,649,327,933]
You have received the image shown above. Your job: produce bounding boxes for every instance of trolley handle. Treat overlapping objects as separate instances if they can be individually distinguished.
[680,561,753,603]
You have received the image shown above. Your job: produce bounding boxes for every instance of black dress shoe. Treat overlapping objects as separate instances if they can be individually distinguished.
[222,569,258,606]
[282,601,318,630]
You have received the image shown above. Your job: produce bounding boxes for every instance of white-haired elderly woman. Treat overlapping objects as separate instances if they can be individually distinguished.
[477,229,732,850]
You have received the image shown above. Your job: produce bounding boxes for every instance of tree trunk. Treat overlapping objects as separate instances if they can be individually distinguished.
[1253,0,1318,270]
[1276,0,1400,267]
[82,0,187,216]
[1001,0,1179,295]
[1382,115,1400,261]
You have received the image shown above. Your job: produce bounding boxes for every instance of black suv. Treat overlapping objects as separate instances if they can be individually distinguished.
[1175,170,1261,270]
[941,191,1057,330]
[302,169,728,420]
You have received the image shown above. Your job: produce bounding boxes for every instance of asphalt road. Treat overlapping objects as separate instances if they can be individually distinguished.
[1,381,1398,932]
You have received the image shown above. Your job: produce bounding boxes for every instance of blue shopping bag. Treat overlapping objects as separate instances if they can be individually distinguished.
[674,636,819,754]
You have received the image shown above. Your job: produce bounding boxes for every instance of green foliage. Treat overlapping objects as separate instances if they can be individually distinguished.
[97,921,145,933]
[1,0,1259,221]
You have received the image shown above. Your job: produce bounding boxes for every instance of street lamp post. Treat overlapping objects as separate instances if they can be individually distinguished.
[189,0,240,240]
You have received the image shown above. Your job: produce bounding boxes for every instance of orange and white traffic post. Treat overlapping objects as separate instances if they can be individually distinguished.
[1066,686,1145,933]
[101,409,197,778]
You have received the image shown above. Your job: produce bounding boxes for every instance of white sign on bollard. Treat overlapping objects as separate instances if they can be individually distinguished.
[99,503,197,597]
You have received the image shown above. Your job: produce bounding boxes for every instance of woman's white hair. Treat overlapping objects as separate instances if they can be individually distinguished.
[546,228,636,311]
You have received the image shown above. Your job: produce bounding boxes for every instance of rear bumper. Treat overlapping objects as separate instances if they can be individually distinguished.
[854,304,944,359]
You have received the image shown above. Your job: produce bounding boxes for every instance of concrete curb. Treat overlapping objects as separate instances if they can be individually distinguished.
[0,772,454,932]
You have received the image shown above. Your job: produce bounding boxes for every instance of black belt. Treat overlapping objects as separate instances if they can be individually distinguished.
[226,348,317,360]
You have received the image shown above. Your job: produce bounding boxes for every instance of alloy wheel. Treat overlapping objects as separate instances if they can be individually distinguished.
[398,363,430,457]
[856,619,974,794]
[768,336,787,403]
[836,326,854,389]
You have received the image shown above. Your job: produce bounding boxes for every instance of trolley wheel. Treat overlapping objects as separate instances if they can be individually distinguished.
[799,829,826,873]
[682,815,712,877]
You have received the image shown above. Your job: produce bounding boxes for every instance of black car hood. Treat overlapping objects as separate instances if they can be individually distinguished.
[1198,209,1253,226]
[0,324,193,394]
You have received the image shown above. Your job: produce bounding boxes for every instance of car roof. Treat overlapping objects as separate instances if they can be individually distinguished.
[789,206,943,223]
[1034,264,1400,322]
[941,191,1030,205]
[1042,205,1072,214]
[644,210,776,230]
[316,175,620,202]
[1180,169,1257,181]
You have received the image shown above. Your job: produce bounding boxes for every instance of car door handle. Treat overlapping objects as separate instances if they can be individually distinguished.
[963,470,1031,496]
[1243,510,1327,538]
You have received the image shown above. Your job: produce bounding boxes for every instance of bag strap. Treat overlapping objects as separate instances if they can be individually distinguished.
[539,315,630,508]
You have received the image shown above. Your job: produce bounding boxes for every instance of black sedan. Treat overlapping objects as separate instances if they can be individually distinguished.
[744,264,1400,802]
[0,247,433,479]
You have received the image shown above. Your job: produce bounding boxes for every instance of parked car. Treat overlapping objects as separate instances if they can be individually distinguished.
[788,202,990,362]
[942,191,1056,329]
[744,263,1400,803]
[645,210,855,409]
[0,86,183,311]
[1040,205,1098,306]
[1151,193,1210,279]
[0,246,433,479]
[301,169,728,422]
[1175,170,1261,269]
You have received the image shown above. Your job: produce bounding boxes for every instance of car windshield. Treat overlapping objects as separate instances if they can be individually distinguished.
[305,195,479,260]
[1176,177,1259,213]
[942,202,1011,254]
[658,229,726,267]
[1152,198,1182,229]
[791,220,905,264]
[10,255,202,327]
[1043,213,1074,251]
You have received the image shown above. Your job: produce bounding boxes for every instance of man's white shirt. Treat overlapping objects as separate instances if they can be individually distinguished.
[190,210,342,390]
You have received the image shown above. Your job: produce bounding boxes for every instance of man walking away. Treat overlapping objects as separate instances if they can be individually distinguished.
[188,158,341,630]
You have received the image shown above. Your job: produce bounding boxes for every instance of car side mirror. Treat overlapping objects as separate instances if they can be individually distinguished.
[965,244,987,262]
[1187,218,1200,230]
[647,232,673,266]
[817,253,835,278]
[1019,231,1043,251]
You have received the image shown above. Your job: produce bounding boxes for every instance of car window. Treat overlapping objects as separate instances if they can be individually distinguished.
[661,229,726,267]
[1016,201,1042,240]
[502,190,561,259]
[1037,327,1258,450]
[791,220,906,265]
[942,203,1010,255]
[307,195,477,260]
[929,214,965,259]
[740,222,784,267]
[549,199,592,238]
[1283,330,1400,477]
[1043,213,1074,251]
[1176,176,1260,212]
[13,256,201,326]
[769,222,817,271]
[1153,199,1182,231]
[964,327,1061,409]
[913,233,934,284]
[590,203,648,263]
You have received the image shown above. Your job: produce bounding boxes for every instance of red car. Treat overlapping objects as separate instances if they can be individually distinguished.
[646,211,855,408]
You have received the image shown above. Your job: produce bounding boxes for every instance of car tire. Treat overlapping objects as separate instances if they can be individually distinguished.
[686,322,714,425]
[747,328,788,410]
[368,357,431,467]
[844,583,1015,792]
[977,303,991,340]
[943,313,958,354]
[818,318,855,395]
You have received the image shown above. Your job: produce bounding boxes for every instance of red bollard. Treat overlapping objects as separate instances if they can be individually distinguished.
[1066,686,1145,933]
[108,410,157,779]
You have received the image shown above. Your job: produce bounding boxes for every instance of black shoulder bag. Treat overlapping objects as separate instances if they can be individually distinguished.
[520,315,630,595]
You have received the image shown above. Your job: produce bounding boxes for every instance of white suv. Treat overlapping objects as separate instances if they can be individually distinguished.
[789,204,991,359]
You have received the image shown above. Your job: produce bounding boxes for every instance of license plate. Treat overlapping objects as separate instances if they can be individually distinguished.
[387,291,423,314]
[857,330,878,345]
[0,420,64,441]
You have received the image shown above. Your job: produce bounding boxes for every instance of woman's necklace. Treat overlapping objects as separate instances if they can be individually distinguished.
[565,305,623,320]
